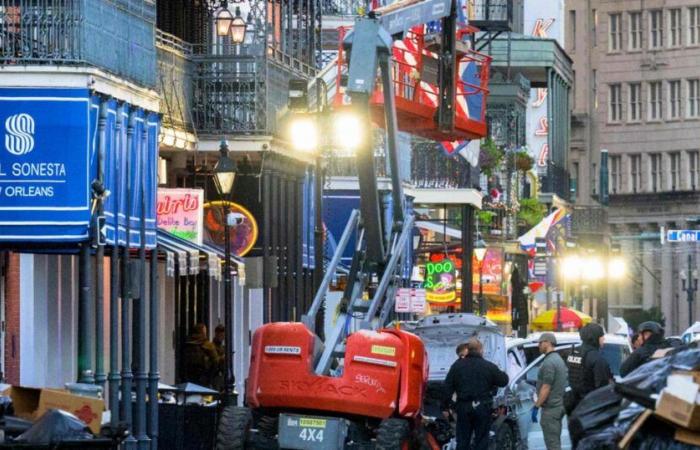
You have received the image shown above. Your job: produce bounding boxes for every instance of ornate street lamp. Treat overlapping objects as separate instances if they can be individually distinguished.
[474,238,487,316]
[210,0,247,44]
[213,140,237,406]
[229,8,247,44]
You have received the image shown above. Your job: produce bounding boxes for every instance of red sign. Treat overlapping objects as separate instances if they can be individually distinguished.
[473,248,504,296]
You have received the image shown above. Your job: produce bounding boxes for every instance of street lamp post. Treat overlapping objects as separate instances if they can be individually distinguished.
[474,239,487,316]
[681,254,698,328]
[213,140,238,407]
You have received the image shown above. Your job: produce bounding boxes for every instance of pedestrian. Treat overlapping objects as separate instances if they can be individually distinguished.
[531,333,568,450]
[564,323,612,415]
[212,324,226,391]
[443,337,509,450]
[630,332,642,350]
[182,323,221,388]
[456,342,469,358]
[620,321,669,377]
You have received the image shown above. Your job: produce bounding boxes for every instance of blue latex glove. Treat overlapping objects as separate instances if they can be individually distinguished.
[531,406,539,423]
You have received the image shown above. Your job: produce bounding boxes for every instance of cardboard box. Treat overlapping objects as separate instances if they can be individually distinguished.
[7,386,104,434]
[676,428,700,447]
[655,390,700,431]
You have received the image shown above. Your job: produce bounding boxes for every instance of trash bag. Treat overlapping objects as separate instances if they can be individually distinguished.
[620,349,700,391]
[568,384,623,445]
[15,409,93,444]
[576,424,627,450]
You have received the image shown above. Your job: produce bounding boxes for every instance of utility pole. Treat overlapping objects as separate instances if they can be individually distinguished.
[681,254,698,328]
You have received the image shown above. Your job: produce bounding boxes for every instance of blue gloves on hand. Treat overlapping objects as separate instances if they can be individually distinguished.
[531,406,539,423]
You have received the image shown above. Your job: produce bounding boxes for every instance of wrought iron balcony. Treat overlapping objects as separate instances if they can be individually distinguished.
[411,142,475,189]
[156,30,195,135]
[469,0,520,33]
[321,0,368,16]
[0,0,157,88]
[540,162,571,201]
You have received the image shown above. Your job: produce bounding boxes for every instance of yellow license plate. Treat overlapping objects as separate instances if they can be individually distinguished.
[299,418,327,428]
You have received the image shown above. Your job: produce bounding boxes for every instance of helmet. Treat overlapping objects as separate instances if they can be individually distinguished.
[579,323,605,347]
[638,321,664,336]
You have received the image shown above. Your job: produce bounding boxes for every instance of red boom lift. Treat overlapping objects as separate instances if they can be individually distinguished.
[216,1,490,448]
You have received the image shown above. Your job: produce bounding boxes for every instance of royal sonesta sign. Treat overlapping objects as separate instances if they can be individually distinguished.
[0,88,91,242]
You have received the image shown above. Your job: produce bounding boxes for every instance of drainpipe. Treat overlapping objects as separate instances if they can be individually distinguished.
[77,241,94,384]
[148,247,159,450]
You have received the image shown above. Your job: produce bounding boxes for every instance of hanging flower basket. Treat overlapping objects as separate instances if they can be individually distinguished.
[514,151,533,172]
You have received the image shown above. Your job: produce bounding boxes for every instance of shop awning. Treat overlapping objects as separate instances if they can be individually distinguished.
[156,229,243,278]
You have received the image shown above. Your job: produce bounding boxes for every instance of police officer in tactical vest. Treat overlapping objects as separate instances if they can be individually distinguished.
[564,323,612,415]
[619,321,668,377]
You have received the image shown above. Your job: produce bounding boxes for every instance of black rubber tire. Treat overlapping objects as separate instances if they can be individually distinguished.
[489,422,516,450]
[376,418,411,450]
[216,406,252,450]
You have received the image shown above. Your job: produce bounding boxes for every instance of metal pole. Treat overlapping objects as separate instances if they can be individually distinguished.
[557,290,562,332]
[148,248,160,450]
[461,205,474,313]
[223,202,235,406]
[95,101,108,389]
[109,104,123,431]
[134,122,149,449]
[78,242,95,383]
[689,254,694,328]
[121,112,136,449]
[479,263,484,316]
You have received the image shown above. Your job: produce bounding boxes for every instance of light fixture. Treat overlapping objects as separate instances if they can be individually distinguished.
[474,238,487,263]
[214,3,234,37]
[229,7,247,44]
[608,257,626,280]
[333,112,364,154]
[561,255,581,280]
[213,140,237,199]
[288,115,318,153]
[581,257,605,281]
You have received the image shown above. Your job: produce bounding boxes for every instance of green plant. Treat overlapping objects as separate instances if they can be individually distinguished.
[477,210,497,225]
[514,151,533,172]
[517,198,546,227]
[479,138,505,177]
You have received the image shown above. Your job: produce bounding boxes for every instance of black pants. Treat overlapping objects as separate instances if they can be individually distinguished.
[455,401,492,450]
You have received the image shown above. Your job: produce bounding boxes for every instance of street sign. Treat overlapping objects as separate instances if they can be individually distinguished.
[411,288,426,314]
[666,229,700,243]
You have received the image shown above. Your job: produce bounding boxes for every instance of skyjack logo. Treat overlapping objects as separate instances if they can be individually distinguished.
[4,113,35,156]
[532,18,555,38]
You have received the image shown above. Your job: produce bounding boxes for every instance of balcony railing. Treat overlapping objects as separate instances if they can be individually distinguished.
[156,30,195,134]
[411,142,475,189]
[0,0,157,88]
[469,0,520,33]
[540,162,571,201]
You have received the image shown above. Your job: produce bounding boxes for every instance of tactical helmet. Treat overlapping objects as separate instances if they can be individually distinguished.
[638,321,664,336]
[579,323,605,347]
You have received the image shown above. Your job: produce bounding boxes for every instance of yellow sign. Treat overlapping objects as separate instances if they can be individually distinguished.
[299,418,327,428]
[371,345,396,356]
[426,290,457,303]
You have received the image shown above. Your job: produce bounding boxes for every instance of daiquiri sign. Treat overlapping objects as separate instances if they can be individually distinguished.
[157,188,203,245]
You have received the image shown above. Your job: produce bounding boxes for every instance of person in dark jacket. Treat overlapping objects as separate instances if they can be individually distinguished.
[182,323,221,388]
[565,323,612,414]
[620,321,669,377]
[443,337,509,450]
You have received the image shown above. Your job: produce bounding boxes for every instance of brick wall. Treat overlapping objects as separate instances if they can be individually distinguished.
[4,253,19,385]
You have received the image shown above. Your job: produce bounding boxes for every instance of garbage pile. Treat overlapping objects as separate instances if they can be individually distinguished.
[571,346,700,449]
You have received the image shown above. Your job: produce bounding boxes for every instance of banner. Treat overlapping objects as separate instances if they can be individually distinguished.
[0,88,94,242]
[157,188,203,245]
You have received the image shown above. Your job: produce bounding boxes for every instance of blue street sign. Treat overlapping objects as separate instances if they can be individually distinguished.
[0,88,93,242]
[667,229,700,243]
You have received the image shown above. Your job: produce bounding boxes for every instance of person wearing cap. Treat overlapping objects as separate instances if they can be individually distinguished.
[532,333,568,450]
[442,337,509,450]
[620,321,669,377]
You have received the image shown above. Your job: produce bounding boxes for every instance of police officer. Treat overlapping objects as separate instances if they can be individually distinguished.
[565,323,612,415]
[620,321,668,377]
[443,337,509,450]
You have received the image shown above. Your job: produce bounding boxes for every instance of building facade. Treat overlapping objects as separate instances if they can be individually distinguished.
[566,0,700,333]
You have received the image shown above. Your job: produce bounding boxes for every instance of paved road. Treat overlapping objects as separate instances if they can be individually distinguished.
[527,420,572,450]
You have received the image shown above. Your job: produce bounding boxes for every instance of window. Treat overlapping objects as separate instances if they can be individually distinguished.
[689,151,700,190]
[669,9,682,47]
[628,82,642,122]
[609,84,622,122]
[630,154,642,193]
[593,9,598,47]
[670,152,681,190]
[688,79,700,118]
[572,70,576,109]
[609,13,622,51]
[592,163,598,195]
[650,153,663,192]
[570,10,576,50]
[669,80,681,119]
[649,10,664,49]
[610,155,621,193]
[689,7,700,45]
[648,81,663,120]
[629,11,643,50]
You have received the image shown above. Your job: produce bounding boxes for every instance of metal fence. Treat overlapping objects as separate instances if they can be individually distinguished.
[0,0,156,87]
[411,141,474,189]
[541,162,571,201]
